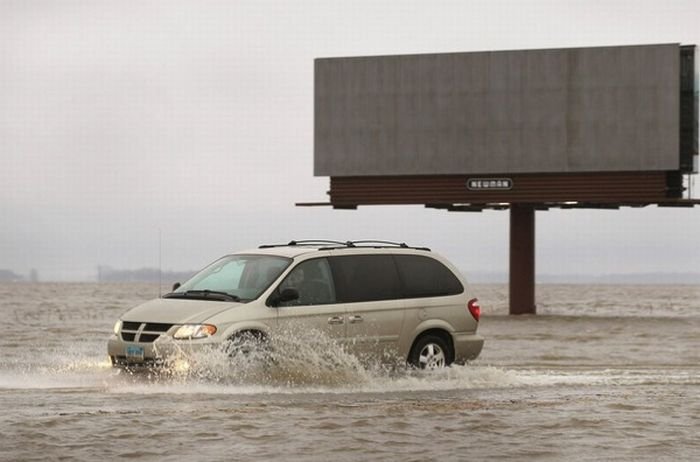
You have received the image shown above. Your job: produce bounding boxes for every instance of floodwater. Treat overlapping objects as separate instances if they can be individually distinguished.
[1,282,699,461]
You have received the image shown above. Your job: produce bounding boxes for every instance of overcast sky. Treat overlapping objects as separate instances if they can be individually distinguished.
[1,0,699,281]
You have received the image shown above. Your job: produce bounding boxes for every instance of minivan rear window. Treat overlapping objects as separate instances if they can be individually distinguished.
[329,255,401,303]
[394,255,464,298]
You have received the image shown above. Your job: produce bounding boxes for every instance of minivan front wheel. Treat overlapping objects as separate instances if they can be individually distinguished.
[224,331,269,358]
[408,335,452,370]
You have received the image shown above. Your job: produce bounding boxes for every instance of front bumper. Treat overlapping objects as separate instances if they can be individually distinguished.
[107,334,219,368]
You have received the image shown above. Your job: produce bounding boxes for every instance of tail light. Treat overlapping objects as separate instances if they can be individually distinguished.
[468,298,481,321]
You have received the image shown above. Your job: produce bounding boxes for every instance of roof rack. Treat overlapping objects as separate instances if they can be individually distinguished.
[348,240,431,250]
[259,240,353,249]
[258,240,430,251]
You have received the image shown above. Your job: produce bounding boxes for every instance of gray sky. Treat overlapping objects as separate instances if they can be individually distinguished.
[1,0,699,281]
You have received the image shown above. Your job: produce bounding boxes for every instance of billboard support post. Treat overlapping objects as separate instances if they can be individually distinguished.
[509,205,536,315]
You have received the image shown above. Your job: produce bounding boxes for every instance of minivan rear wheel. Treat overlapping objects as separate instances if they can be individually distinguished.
[408,335,452,370]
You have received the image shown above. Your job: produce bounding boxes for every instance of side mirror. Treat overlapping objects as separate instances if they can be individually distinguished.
[270,288,299,307]
[172,282,181,291]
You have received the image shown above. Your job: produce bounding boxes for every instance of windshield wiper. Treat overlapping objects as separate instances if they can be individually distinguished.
[163,290,240,302]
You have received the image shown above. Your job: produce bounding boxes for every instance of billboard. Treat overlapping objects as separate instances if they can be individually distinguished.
[315,44,696,177]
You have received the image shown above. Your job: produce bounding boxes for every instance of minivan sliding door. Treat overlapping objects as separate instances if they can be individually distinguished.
[328,254,405,363]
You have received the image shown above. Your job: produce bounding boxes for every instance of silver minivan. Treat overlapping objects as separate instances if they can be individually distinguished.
[107,240,484,370]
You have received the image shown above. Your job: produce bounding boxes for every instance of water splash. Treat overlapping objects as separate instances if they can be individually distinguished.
[154,325,374,387]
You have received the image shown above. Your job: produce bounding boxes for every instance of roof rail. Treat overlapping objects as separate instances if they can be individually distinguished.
[358,239,430,252]
[259,240,430,251]
[350,240,408,247]
[258,239,353,249]
[347,240,431,251]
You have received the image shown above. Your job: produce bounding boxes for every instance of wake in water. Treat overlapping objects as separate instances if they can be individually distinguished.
[1,325,698,394]
[0,326,522,393]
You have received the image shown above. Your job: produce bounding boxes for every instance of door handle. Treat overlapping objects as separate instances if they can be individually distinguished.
[327,316,344,325]
[348,315,363,324]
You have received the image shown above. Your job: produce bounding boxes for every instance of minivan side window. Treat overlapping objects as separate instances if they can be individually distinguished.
[329,255,401,303]
[277,258,336,307]
[394,255,464,298]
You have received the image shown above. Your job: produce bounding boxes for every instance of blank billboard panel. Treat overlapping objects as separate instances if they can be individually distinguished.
[315,44,682,176]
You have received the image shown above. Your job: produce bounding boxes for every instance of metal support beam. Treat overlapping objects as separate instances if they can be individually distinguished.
[509,205,536,315]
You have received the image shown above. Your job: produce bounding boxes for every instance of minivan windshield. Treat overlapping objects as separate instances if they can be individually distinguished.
[165,254,291,302]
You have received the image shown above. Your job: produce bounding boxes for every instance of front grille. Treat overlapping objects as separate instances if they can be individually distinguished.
[144,323,172,332]
[139,334,160,343]
[120,321,175,343]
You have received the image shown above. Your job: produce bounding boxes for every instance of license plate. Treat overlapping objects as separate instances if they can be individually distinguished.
[125,345,145,362]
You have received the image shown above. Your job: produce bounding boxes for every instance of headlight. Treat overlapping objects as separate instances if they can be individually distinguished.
[113,320,122,335]
[173,324,217,340]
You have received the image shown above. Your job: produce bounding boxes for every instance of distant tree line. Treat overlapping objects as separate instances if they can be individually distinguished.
[97,266,195,284]
[0,269,24,282]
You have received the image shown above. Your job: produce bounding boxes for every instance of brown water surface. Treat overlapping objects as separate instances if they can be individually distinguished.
[1,283,699,461]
